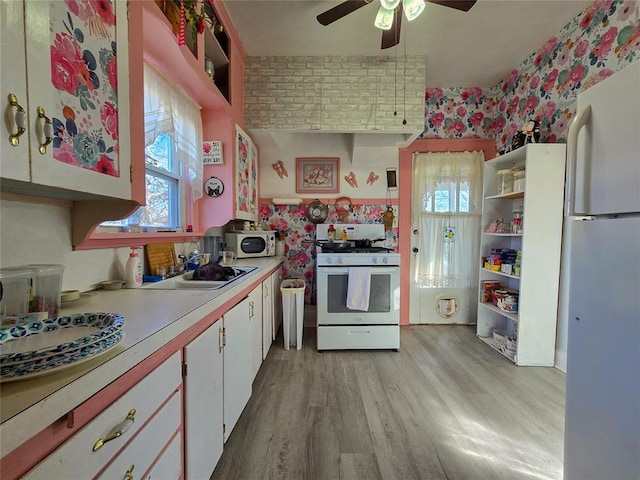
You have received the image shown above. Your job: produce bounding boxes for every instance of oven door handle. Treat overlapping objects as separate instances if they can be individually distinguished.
[317,266,399,274]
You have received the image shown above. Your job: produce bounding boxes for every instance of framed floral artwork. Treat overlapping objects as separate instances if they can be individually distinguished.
[296,157,340,194]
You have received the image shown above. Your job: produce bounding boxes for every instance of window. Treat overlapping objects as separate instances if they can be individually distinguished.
[101,63,203,232]
[412,151,484,288]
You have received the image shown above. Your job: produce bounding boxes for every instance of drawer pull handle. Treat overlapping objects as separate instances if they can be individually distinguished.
[92,409,136,452]
[124,464,135,480]
[8,94,27,146]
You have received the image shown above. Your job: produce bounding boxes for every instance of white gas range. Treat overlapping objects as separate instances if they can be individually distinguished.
[315,224,400,351]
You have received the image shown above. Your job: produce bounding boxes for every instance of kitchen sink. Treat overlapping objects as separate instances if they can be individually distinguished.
[143,266,257,290]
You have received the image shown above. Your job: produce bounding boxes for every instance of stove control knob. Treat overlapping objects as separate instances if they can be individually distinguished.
[382,257,388,265]
[372,257,378,265]
[337,257,344,265]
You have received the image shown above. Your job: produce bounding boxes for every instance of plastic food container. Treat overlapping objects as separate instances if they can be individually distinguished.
[513,170,526,192]
[0,268,32,327]
[27,264,65,319]
[497,169,514,195]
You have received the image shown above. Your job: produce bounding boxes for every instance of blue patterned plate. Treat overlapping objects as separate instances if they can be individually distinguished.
[0,331,124,382]
[0,313,124,366]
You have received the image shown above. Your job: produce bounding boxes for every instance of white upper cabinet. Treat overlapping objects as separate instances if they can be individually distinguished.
[1,0,131,200]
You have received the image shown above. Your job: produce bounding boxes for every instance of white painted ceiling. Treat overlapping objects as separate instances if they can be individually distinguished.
[222,0,589,87]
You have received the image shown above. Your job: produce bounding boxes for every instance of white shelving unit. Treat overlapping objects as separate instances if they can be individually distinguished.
[476,144,566,366]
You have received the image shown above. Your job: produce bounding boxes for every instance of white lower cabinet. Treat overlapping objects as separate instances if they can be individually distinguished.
[249,286,263,380]
[262,278,273,360]
[183,320,224,479]
[145,433,182,479]
[98,392,181,479]
[271,268,283,341]
[23,352,182,479]
[223,297,252,443]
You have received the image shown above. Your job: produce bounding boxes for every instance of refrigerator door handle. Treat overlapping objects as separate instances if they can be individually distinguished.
[566,104,592,216]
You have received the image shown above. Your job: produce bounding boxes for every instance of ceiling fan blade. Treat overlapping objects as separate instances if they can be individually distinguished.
[426,0,477,12]
[317,0,372,26]
[381,4,402,49]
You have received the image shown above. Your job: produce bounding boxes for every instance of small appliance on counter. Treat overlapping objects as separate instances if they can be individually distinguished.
[225,231,276,258]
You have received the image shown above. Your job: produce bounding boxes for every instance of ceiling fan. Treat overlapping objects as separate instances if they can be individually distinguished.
[317,0,477,49]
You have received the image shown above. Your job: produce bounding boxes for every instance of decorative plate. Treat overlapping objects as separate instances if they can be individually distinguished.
[0,331,124,382]
[204,176,224,197]
[0,313,124,366]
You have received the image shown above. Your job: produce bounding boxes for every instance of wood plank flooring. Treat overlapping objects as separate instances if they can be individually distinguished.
[211,325,566,480]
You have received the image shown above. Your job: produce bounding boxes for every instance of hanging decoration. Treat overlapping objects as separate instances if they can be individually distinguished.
[178,0,186,45]
[381,206,395,231]
[366,171,380,185]
[272,160,288,179]
[344,171,358,188]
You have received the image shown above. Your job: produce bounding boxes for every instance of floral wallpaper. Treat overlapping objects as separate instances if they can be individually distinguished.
[51,0,120,176]
[424,0,640,152]
[260,203,399,304]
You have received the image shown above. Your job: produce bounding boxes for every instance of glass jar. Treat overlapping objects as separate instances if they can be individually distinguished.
[497,169,514,195]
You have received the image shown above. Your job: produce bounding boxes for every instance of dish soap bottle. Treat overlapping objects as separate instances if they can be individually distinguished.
[125,246,143,288]
[341,229,348,242]
[187,237,200,271]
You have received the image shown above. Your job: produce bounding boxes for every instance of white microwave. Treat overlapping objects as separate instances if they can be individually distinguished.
[225,231,276,258]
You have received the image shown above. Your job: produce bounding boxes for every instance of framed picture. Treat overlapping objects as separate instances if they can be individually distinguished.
[203,141,223,165]
[296,157,340,194]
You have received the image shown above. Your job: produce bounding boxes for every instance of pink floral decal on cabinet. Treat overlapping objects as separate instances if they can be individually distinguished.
[236,125,257,213]
[50,0,120,177]
[424,0,640,152]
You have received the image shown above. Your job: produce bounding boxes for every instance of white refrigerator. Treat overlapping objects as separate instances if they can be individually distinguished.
[563,60,640,480]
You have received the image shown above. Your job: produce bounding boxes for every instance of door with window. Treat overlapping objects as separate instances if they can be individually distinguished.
[409,151,484,324]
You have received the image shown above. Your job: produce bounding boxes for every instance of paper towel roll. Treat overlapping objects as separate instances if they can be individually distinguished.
[272,198,302,205]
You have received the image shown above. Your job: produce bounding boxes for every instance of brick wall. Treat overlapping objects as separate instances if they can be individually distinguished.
[244,56,425,132]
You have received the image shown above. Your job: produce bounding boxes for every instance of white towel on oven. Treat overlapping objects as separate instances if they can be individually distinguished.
[346,267,371,311]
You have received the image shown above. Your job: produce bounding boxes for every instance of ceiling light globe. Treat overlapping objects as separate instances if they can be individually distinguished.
[380,0,401,10]
[403,0,425,21]
[374,6,394,30]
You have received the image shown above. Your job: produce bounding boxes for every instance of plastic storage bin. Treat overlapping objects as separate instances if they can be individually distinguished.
[0,268,32,327]
[280,279,305,350]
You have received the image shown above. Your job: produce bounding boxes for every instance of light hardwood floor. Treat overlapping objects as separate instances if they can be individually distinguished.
[211,325,566,480]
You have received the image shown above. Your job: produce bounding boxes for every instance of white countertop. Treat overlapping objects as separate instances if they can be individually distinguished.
[0,257,283,456]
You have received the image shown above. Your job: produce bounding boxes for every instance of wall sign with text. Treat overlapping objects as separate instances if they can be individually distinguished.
[203,141,223,165]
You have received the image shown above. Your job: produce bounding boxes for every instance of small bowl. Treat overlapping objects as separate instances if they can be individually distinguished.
[99,280,125,290]
[60,290,80,302]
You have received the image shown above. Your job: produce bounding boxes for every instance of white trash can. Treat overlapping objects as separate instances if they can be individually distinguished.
[280,279,305,350]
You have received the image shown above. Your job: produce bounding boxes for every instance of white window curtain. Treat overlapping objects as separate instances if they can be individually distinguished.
[412,151,484,288]
[143,63,203,201]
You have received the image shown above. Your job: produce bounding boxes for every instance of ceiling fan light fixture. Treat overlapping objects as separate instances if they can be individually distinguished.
[374,6,394,30]
[403,0,425,21]
[380,0,401,10]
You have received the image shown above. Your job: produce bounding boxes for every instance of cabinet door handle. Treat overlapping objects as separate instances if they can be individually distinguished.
[249,300,254,318]
[92,409,136,452]
[36,106,54,154]
[7,94,27,146]
[124,464,134,480]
